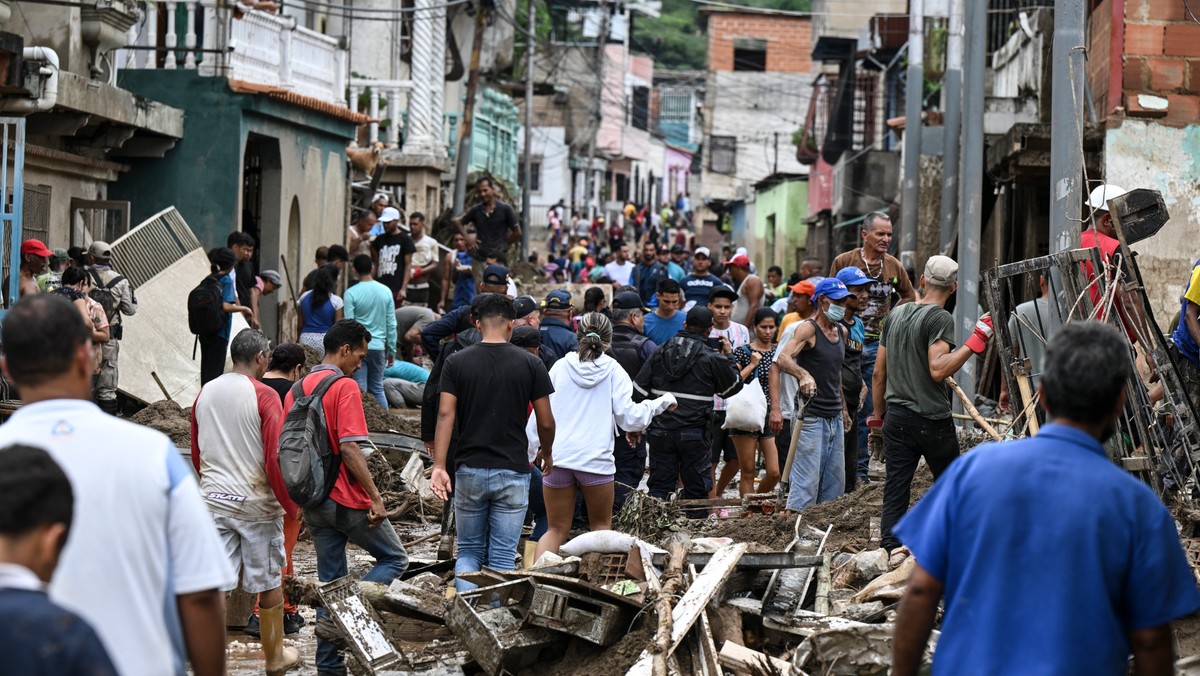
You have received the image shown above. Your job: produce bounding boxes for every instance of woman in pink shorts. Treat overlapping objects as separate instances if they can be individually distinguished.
[528,312,676,558]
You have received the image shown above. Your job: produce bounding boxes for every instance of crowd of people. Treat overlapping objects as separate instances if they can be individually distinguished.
[5,181,1200,675]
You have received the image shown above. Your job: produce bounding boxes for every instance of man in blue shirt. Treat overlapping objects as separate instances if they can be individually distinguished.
[643,279,686,345]
[344,255,398,409]
[632,241,669,303]
[892,320,1200,676]
[420,264,510,359]
[538,289,578,366]
[680,247,728,309]
[1171,258,1200,417]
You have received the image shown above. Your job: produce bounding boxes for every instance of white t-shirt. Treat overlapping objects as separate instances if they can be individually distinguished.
[773,321,802,419]
[408,235,440,290]
[0,399,235,676]
[192,373,290,522]
[604,260,635,286]
[710,322,750,411]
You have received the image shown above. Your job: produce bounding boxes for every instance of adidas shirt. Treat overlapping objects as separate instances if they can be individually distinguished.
[0,399,235,676]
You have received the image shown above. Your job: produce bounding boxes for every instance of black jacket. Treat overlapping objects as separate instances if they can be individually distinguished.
[633,331,742,430]
[609,324,655,379]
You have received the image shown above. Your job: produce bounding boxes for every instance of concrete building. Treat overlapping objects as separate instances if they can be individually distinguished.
[698,6,813,267]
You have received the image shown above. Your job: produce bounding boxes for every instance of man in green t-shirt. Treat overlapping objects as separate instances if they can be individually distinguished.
[869,255,994,559]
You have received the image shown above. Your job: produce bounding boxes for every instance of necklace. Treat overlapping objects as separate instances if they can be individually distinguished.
[859,247,883,279]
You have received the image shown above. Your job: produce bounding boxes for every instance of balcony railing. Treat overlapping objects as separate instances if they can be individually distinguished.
[118,1,348,105]
[348,78,459,160]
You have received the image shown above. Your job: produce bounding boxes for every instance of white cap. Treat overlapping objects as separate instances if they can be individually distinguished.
[379,206,402,223]
[694,246,711,258]
[736,246,749,257]
[373,192,390,204]
[1086,184,1128,212]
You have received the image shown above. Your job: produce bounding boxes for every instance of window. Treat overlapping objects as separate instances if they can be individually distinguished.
[529,160,541,194]
[709,136,737,174]
[631,86,650,131]
[733,38,767,72]
[70,198,130,248]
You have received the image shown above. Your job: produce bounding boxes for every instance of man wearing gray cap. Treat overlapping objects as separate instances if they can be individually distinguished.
[871,255,993,559]
[86,241,138,416]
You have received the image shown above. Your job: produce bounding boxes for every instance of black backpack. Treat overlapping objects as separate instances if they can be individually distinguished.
[278,375,345,508]
[87,268,125,323]
[187,275,226,336]
[609,330,652,379]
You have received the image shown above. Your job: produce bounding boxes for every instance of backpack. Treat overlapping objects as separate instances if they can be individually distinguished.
[187,275,226,336]
[609,330,652,379]
[278,374,346,508]
[87,268,124,323]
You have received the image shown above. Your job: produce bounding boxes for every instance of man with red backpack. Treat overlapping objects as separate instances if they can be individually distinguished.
[282,319,408,675]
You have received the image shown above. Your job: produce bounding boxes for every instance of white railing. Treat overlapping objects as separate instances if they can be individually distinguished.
[349,78,412,146]
[118,1,347,105]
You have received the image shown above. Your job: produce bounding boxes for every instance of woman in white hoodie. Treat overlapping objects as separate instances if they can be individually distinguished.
[529,312,676,557]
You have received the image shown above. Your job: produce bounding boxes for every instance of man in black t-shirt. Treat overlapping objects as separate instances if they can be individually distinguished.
[372,215,417,306]
[430,294,554,591]
[460,177,520,284]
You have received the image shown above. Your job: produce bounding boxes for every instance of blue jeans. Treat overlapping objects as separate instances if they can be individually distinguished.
[526,465,548,541]
[454,466,530,592]
[786,415,845,511]
[306,497,409,674]
[856,340,878,478]
[353,349,388,410]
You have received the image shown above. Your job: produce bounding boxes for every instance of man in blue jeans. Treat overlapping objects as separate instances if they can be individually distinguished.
[344,255,398,410]
[430,294,555,591]
[283,319,409,675]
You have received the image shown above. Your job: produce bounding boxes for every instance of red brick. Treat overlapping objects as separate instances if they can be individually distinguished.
[1185,59,1200,93]
[1126,23,1165,55]
[1124,55,1150,89]
[1148,56,1186,89]
[1165,93,1200,122]
[1126,92,1170,116]
[1165,24,1200,57]
[1128,0,1187,21]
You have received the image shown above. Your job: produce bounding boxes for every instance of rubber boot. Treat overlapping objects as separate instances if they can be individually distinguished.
[97,399,118,416]
[261,602,300,675]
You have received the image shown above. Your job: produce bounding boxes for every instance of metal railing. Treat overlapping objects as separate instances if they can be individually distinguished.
[987,0,1054,57]
[118,1,348,105]
[109,207,201,289]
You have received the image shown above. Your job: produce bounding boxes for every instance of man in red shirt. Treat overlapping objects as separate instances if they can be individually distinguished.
[283,319,408,675]
[1081,184,1148,343]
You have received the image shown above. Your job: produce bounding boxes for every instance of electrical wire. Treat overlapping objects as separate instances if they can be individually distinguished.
[1186,0,1200,26]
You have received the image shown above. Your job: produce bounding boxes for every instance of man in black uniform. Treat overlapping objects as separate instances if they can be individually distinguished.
[607,291,657,512]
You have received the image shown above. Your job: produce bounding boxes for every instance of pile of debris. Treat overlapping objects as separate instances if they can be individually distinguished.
[130,399,192,448]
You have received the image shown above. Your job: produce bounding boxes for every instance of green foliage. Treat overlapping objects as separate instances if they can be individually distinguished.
[512,0,555,79]
[631,0,812,70]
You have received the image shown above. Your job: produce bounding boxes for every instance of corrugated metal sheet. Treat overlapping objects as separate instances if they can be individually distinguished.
[109,207,201,289]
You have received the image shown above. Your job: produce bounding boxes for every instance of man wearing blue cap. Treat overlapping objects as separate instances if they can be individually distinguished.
[539,289,578,366]
[419,264,511,360]
[776,277,851,510]
[835,266,873,490]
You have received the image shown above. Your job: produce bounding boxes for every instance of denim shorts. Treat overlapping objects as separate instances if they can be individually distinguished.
[542,466,614,489]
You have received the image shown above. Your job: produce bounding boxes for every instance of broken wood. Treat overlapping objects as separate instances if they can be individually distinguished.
[793,524,831,619]
[691,564,721,676]
[945,376,1003,441]
[652,541,689,676]
[1014,372,1040,436]
[627,544,748,676]
[717,641,793,676]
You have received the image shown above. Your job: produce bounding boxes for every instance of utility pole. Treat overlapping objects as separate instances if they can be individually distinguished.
[899,0,923,273]
[955,0,985,402]
[1049,0,1086,253]
[582,0,609,221]
[520,0,535,259]
[452,3,488,215]
[938,0,963,252]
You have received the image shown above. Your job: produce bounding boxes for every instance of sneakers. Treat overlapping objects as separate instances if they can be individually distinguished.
[245,610,305,637]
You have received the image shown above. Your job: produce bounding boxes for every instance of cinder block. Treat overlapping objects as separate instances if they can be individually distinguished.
[1127,23,1166,55]
[1149,56,1186,90]
[1125,55,1151,90]
[1165,24,1200,57]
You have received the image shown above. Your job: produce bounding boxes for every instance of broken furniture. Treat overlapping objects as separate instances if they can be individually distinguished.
[317,575,405,674]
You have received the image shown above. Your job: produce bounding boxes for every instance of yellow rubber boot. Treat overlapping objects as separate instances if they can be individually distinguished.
[261,602,301,675]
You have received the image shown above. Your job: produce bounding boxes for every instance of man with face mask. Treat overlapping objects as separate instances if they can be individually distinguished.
[870,255,992,561]
[776,278,852,510]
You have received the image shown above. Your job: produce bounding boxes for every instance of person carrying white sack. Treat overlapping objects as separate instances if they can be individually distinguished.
[528,311,676,557]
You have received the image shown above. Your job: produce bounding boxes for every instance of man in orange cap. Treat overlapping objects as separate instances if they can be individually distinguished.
[777,279,816,334]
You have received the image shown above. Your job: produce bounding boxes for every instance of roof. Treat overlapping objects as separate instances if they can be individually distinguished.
[227,80,373,124]
[695,0,811,18]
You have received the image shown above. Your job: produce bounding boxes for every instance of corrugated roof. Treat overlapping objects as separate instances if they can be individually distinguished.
[227,80,373,124]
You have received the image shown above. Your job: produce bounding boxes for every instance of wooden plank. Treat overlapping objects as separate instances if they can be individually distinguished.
[626,544,748,676]
[691,564,721,676]
[814,552,832,615]
[762,611,869,638]
[760,514,802,612]
[717,641,793,676]
[792,525,832,619]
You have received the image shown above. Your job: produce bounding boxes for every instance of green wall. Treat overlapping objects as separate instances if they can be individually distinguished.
[751,178,808,273]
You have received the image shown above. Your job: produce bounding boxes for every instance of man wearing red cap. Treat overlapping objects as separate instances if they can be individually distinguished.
[14,239,52,303]
[723,253,763,329]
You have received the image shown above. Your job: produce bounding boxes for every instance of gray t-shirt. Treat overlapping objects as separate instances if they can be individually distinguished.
[1007,297,1055,387]
[880,302,956,420]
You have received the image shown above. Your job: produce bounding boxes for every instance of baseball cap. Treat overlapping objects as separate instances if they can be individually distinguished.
[924,255,959,286]
[670,244,685,254]
[709,286,738,303]
[379,206,402,223]
[686,306,714,329]
[612,291,649,313]
[813,278,851,300]
[511,325,542,349]
[50,247,69,262]
[723,253,751,268]
[788,279,816,296]
[542,289,573,310]
[1086,184,1128,212]
[21,239,53,258]
[482,264,509,286]
[835,266,875,287]
[372,192,390,204]
[87,240,112,260]
[513,295,538,319]
[694,247,711,258]
[259,269,282,286]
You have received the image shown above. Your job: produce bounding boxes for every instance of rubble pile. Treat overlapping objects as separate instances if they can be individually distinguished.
[130,399,192,448]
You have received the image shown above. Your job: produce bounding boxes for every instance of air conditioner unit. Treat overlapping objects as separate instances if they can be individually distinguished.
[0,32,24,94]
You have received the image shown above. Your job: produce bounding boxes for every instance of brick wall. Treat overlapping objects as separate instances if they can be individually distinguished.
[1122,0,1200,124]
[706,13,813,74]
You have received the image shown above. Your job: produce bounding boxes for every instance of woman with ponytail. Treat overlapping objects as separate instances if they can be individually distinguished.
[527,311,677,557]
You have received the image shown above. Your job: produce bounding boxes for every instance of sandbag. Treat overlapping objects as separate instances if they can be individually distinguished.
[722,381,767,432]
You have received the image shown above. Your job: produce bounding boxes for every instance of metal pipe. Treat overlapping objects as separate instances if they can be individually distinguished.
[1049,0,1086,253]
[899,0,923,272]
[520,0,534,260]
[938,0,963,252]
[955,0,985,403]
[0,47,59,114]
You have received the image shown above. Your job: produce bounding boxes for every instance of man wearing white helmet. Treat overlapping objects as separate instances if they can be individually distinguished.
[1082,183,1145,342]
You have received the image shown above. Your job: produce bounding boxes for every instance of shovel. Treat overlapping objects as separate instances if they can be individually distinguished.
[778,392,813,497]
